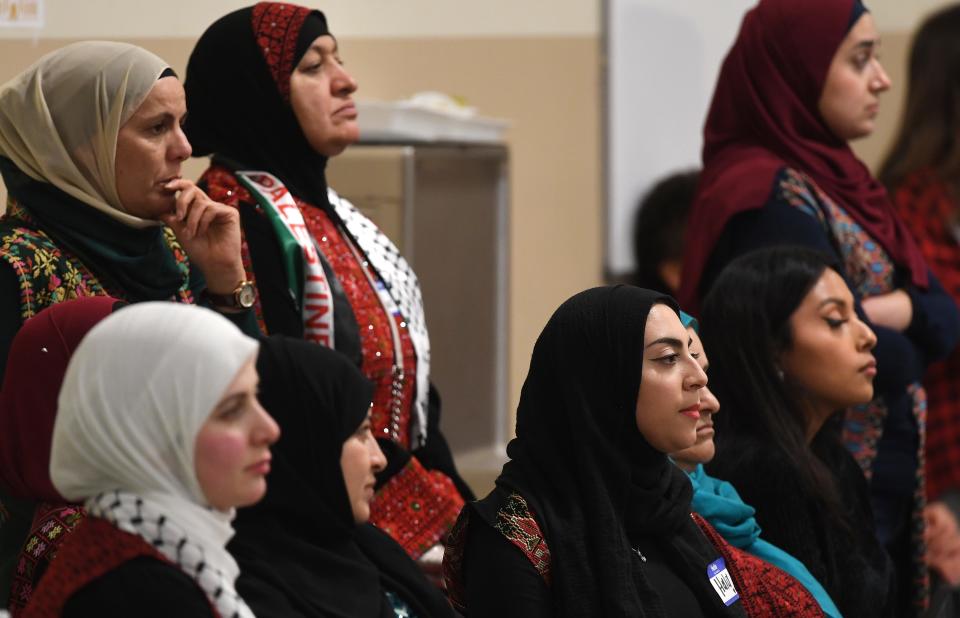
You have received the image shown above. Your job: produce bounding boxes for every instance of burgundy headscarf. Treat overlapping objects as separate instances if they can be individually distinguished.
[0,296,122,501]
[679,0,928,310]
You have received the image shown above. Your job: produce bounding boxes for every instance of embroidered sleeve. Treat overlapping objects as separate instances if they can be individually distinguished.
[368,457,464,560]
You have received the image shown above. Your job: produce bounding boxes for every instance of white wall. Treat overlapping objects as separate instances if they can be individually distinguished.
[605,0,755,275]
[0,0,599,39]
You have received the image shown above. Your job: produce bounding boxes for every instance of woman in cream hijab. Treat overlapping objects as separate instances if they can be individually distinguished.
[22,302,279,617]
[0,41,257,605]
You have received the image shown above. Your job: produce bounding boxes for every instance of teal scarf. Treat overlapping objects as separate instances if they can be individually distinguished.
[687,464,843,617]
[0,157,187,301]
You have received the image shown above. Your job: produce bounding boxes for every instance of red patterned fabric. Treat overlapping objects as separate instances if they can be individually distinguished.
[9,503,84,617]
[251,2,310,102]
[692,513,825,618]
[368,458,464,560]
[893,170,960,501]
[202,165,418,444]
[300,202,419,444]
[20,516,219,618]
[442,492,550,614]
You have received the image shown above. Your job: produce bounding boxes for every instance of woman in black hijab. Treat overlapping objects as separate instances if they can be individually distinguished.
[443,286,749,617]
[228,336,454,618]
[184,2,469,564]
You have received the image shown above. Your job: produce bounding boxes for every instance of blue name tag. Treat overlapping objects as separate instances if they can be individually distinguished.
[707,558,740,606]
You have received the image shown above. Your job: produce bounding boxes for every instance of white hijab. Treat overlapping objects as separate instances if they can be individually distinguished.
[51,302,259,617]
[0,41,169,228]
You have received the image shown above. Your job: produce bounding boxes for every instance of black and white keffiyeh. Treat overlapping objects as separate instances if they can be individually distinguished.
[330,188,432,448]
[88,491,254,618]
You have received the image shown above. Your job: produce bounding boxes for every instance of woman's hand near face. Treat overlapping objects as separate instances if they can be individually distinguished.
[861,289,913,332]
[160,178,246,294]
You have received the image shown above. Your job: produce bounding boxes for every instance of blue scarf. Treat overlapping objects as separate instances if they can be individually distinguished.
[687,464,843,618]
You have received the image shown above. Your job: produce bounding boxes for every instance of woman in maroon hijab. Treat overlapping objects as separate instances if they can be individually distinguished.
[0,296,123,614]
[678,0,960,614]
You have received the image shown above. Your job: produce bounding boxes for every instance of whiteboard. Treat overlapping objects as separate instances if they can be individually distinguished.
[604,0,756,275]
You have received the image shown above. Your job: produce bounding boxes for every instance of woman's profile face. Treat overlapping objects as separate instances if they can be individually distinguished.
[289,34,359,157]
[668,327,721,470]
[194,358,281,511]
[634,304,707,453]
[779,268,878,419]
[340,413,387,524]
[818,13,891,141]
[114,77,192,219]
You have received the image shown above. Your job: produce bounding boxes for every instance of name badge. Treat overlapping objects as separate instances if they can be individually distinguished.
[707,558,740,606]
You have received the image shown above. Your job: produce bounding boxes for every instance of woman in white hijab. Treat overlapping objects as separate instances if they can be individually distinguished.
[0,41,258,604]
[21,303,279,617]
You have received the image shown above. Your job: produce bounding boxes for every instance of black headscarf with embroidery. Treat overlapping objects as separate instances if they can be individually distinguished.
[486,286,745,617]
[184,2,333,210]
[228,336,452,618]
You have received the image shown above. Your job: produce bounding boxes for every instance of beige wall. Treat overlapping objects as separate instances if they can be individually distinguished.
[0,0,598,38]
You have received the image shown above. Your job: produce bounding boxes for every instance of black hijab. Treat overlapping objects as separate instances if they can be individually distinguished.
[184,2,333,209]
[483,286,745,617]
[229,336,452,618]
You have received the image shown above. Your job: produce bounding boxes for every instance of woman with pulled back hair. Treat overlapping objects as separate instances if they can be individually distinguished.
[701,246,892,617]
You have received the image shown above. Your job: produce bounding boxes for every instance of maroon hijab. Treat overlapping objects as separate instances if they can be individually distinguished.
[0,296,122,501]
[679,0,928,310]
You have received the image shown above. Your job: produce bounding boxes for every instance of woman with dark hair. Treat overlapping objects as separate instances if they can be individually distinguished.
[879,3,960,588]
[183,2,469,566]
[631,169,700,294]
[441,286,830,617]
[701,246,891,617]
[678,0,960,611]
[228,337,453,618]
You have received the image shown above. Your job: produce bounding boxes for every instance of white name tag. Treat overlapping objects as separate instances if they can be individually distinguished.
[707,558,740,606]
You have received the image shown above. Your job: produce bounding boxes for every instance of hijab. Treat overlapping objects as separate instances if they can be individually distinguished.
[489,286,741,617]
[229,336,452,618]
[679,0,928,310]
[0,41,188,300]
[184,2,334,210]
[0,296,122,502]
[49,302,259,617]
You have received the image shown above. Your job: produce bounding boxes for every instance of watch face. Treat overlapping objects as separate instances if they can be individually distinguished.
[237,283,257,308]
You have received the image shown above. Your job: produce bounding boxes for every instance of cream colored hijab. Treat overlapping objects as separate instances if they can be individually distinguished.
[0,41,169,228]
[50,302,259,616]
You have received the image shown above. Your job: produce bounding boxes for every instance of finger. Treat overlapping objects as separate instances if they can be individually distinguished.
[184,198,207,238]
[195,205,219,238]
[177,185,205,222]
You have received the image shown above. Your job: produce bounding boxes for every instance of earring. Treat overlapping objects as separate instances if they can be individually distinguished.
[774,366,784,381]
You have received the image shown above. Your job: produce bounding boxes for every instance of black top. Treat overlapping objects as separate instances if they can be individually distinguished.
[63,556,214,617]
[708,431,895,618]
[463,501,708,618]
[230,337,452,618]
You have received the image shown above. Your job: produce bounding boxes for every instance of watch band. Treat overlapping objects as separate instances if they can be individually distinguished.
[204,281,256,310]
